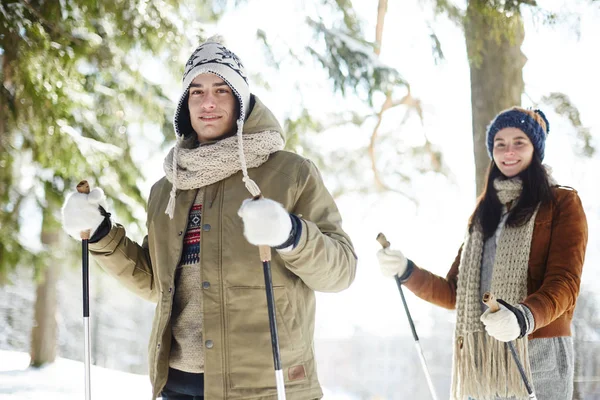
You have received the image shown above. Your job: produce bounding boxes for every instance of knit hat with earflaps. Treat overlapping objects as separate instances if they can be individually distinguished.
[166,35,261,218]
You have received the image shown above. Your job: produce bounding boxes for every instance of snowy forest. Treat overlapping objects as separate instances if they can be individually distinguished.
[1,0,600,399]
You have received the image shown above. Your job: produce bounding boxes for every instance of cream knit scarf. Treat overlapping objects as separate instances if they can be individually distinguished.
[163,130,284,218]
[452,177,538,400]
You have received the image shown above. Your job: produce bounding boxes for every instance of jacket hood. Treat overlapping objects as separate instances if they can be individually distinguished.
[243,95,285,142]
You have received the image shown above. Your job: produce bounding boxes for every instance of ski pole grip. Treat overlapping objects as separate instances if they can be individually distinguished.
[376,232,390,249]
[259,245,271,262]
[482,292,500,313]
[76,180,92,240]
[251,194,272,262]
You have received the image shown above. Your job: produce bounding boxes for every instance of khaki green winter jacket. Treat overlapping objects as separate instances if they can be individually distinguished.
[88,96,357,400]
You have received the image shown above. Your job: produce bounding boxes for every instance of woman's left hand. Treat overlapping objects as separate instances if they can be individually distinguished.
[480,299,527,342]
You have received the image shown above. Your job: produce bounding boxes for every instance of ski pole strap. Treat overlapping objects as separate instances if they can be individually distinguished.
[89,206,112,243]
[398,259,415,283]
[273,214,302,250]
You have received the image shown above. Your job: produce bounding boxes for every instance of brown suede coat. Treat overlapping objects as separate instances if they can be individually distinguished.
[404,187,588,338]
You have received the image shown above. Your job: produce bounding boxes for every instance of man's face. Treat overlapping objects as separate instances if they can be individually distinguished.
[188,74,238,143]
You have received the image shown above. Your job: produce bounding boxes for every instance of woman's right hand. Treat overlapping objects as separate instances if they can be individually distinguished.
[377,247,408,278]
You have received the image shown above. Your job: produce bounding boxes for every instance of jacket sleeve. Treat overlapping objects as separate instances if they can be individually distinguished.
[522,190,588,330]
[403,246,462,310]
[276,159,357,293]
[88,225,157,303]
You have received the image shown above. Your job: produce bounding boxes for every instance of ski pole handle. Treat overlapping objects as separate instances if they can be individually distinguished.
[252,194,272,262]
[482,292,500,312]
[376,232,390,249]
[483,291,536,398]
[77,179,93,399]
[376,232,439,400]
[76,180,92,240]
[259,245,271,262]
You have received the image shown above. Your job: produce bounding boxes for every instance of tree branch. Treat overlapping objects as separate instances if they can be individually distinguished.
[21,0,83,45]
[375,0,388,55]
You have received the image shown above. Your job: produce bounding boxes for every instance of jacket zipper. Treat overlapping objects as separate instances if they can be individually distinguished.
[215,180,229,395]
[154,188,199,387]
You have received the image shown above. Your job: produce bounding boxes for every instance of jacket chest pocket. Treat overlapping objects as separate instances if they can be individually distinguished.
[148,219,182,289]
[226,286,307,389]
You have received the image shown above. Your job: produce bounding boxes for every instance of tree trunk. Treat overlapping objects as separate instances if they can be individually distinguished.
[29,209,60,367]
[1,37,17,281]
[0,51,14,209]
[465,0,526,195]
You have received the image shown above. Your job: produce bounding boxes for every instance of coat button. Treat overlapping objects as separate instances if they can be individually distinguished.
[205,340,214,349]
[168,287,172,293]
[203,224,211,231]
[202,281,210,289]
[157,343,161,349]
[178,231,183,236]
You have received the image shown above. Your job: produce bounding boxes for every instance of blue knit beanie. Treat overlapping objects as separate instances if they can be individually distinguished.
[486,108,550,160]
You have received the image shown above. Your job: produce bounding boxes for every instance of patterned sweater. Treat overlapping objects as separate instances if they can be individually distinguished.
[169,188,205,373]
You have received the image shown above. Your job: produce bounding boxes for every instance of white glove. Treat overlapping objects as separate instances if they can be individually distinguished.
[238,198,292,247]
[480,303,521,342]
[377,248,408,278]
[61,187,108,240]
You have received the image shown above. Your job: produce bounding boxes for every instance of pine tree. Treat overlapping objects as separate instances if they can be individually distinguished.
[0,0,190,366]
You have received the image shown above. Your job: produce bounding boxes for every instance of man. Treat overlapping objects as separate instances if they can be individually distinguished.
[62,36,357,400]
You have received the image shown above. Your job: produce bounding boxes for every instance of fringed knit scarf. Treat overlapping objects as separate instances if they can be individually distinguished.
[452,177,538,400]
[163,130,284,218]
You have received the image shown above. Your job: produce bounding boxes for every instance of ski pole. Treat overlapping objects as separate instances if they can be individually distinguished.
[254,195,286,400]
[76,180,92,400]
[376,233,438,400]
[482,292,537,400]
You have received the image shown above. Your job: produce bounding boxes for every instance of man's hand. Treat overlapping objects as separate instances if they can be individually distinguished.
[238,198,292,247]
[62,187,108,240]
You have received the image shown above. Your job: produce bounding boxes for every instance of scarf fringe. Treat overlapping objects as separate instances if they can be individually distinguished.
[452,332,532,400]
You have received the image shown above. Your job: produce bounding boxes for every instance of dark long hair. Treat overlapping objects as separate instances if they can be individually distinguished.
[470,153,555,240]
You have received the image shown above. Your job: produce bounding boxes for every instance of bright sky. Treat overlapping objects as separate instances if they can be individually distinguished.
[126,0,600,341]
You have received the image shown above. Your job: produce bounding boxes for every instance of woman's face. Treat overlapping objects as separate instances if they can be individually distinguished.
[492,127,534,178]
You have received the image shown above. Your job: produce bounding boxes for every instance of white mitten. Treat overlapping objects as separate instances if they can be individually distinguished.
[377,248,408,278]
[237,198,292,247]
[61,187,108,240]
[480,303,521,342]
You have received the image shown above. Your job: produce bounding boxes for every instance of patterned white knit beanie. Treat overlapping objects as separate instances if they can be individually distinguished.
[174,35,250,137]
[165,35,261,218]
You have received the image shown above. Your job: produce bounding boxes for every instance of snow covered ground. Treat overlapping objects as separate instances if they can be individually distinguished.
[0,350,152,399]
[0,350,357,399]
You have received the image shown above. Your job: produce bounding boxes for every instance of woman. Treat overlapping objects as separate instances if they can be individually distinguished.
[377,107,588,399]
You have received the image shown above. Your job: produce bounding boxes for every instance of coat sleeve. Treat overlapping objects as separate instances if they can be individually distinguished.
[276,159,357,293]
[88,186,158,303]
[88,226,157,303]
[402,246,462,309]
[522,190,588,330]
